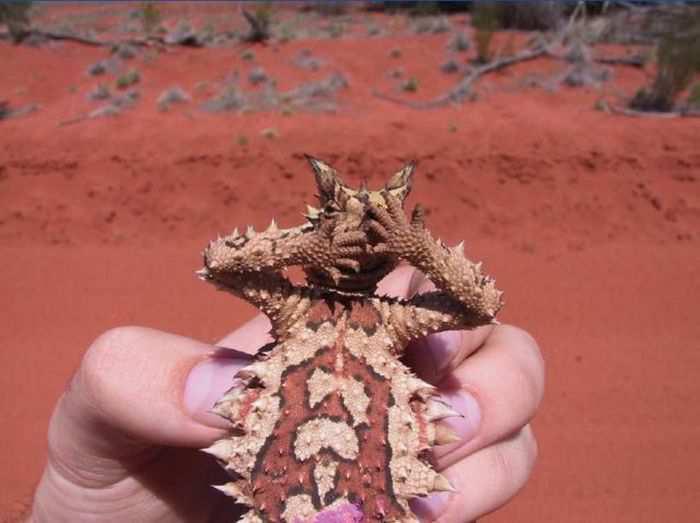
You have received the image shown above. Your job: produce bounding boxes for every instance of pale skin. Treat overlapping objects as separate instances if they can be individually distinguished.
[27,267,543,523]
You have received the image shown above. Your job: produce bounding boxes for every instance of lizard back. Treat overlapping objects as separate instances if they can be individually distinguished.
[199,156,503,522]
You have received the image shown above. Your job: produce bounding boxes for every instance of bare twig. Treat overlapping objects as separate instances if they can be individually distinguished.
[603,100,700,118]
[1,29,175,48]
[595,55,647,68]
[242,9,270,43]
[374,44,548,109]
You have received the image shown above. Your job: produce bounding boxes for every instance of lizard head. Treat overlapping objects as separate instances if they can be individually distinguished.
[303,155,415,291]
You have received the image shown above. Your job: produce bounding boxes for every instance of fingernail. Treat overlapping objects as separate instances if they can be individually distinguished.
[439,390,481,444]
[184,355,251,429]
[424,330,462,375]
[410,492,450,521]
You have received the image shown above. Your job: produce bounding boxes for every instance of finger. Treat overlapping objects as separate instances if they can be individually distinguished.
[433,326,545,466]
[216,313,274,352]
[376,264,422,298]
[410,425,538,522]
[45,327,250,487]
[403,274,495,383]
[76,327,251,443]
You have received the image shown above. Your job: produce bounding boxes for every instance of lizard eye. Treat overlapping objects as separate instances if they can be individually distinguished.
[324,202,341,214]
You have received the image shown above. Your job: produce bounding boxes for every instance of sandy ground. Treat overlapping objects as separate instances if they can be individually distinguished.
[1,3,700,522]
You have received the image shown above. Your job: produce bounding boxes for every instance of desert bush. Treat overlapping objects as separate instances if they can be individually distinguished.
[412,15,450,34]
[157,87,190,110]
[0,1,32,42]
[366,2,470,15]
[112,43,137,60]
[301,2,346,16]
[440,59,459,74]
[491,2,563,31]
[87,61,107,76]
[116,70,141,90]
[88,84,111,101]
[242,6,271,43]
[471,4,498,64]
[202,84,246,112]
[294,49,323,70]
[629,9,700,112]
[688,83,700,108]
[449,31,471,52]
[0,100,10,119]
[249,66,268,85]
[138,2,161,35]
[401,77,419,92]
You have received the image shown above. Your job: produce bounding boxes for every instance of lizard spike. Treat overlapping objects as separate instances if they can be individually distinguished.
[210,395,236,418]
[453,241,465,256]
[212,484,233,496]
[195,268,210,280]
[432,474,457,493]
[425,398,462,421]
[202,440,234,461]
[434,423,462,445]
[267,219,278,232]
[239,512,264,523]
[221,383,246,401]
[213,481,253,505]
[245,225,255,239]
[407,376,436,396]
[232,227,239,238]
[305,204,320,218]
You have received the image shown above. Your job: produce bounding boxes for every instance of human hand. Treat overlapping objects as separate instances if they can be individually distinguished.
[381,266,544,522]
[28,267,543,523]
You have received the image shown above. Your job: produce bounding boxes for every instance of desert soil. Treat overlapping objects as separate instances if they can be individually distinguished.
[1,3,699,522]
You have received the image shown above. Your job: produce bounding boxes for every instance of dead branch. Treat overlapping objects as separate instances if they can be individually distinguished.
[0,29,175,48]
[603,100,700,118]
[595,55,647,68]
[242,9,271,43]
[373,44,548,109]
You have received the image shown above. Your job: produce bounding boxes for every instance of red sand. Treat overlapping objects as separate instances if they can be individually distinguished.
[2,4,700,522]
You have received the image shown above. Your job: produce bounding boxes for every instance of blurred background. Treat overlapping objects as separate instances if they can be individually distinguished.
[1,2,699,522]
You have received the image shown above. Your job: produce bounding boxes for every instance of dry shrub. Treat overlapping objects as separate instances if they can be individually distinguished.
[629,8,700,112]
[492,2,563,31]
[471,4,498,64]
[242,6,271,43]
[0,1,32,42]
[472,1,562,34]
[138,2,162,35]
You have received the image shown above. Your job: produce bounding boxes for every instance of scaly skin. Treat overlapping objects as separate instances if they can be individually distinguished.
[198,157,503,522]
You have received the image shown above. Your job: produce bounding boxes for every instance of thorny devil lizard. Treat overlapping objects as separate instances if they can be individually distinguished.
[197,157,503,523]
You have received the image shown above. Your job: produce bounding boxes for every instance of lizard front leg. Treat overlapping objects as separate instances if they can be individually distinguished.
[368,193,504,343]
[200,219,366,334]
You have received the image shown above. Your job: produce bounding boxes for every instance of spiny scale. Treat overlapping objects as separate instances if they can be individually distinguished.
[198,157,503,522]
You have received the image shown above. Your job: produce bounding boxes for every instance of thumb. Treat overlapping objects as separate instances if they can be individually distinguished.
[48,326,250,483]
